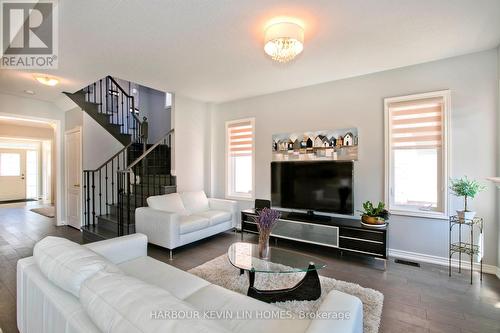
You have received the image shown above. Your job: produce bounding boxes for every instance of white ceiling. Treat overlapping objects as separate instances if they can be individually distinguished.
[0,0,499,104]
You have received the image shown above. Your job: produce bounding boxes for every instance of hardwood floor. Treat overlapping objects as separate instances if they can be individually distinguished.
[0,203,499,333]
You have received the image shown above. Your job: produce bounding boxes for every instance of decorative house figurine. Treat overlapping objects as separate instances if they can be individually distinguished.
[353,135,359,145]
[306,138,313,148]
[329,136,337,147]
[273,141,278,151]
[344,132,354,146]
[279,140,287,151]
[314,135,324,148]
[336,135,344,147]
[287,139,294,150]
[300,136,308,148]
[293,139,301,150]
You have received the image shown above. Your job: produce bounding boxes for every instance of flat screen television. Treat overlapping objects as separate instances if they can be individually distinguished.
[271,161,353,215]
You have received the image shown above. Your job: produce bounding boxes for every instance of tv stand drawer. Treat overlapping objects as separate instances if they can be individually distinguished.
[272,219,339,248]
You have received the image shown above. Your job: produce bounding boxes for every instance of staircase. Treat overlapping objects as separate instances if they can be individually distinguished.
[65,76,175,242]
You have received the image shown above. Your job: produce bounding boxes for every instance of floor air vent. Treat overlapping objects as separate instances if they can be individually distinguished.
[394,259,420,267]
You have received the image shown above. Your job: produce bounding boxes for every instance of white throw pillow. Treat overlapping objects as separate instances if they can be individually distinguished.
[33,236,121,298]
[147,193,188,215]
[80,270,229,333]
[180,191,209,214]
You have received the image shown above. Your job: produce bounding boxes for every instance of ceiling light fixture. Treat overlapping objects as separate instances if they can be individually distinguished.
[264,20,304,63]
[34,75,59,86]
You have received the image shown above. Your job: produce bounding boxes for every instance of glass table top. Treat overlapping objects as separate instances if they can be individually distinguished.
[227,242,327,273]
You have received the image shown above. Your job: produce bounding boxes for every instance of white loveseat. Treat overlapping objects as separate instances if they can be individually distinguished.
[136,191,238,257]
[17,234,364,333]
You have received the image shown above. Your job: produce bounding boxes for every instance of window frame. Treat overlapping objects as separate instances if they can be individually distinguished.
[384,90,451,219]
[225,117,255,201]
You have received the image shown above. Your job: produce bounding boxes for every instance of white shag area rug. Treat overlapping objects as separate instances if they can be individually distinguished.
[189,254,384,333]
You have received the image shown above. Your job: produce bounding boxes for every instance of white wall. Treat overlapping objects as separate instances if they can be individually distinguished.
[173,94,210,192]
[82,113,124,170]
[211,49,499,267]
[497,46,500,274]
[0,93,65,225]
[138,86,171,143]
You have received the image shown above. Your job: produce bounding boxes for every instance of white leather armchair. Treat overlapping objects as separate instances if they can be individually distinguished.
[136,191,238,258]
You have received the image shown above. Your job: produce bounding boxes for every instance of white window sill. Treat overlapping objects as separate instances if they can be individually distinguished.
[225,195,254,202]
[389,209,449,220]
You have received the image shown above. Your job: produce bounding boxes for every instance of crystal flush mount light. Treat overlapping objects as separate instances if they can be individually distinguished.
[264,21,304,63]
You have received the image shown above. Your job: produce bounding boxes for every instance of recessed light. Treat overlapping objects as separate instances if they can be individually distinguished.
[24,90,35,95]
[34,75,59,86]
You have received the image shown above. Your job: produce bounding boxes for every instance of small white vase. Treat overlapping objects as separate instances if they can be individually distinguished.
[457,210,476,221]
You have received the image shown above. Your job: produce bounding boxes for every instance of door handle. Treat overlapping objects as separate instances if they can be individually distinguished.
[21,173,25,180]
[74,184,80,188]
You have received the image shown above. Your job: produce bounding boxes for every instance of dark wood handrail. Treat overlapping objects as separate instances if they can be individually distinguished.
[120,129,174,171]
[106,76,142,125]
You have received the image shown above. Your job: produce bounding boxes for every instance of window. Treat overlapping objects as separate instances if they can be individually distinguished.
[226,118,255,199]
[384,91,450,218]
[0,153,21,176]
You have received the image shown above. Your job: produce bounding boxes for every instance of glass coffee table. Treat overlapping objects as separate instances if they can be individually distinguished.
[227,242,326,303]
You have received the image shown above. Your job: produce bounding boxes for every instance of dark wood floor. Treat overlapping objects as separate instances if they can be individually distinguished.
[0,203,499,333]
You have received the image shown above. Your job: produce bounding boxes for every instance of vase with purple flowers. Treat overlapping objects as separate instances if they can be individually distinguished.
[255,208,281,259]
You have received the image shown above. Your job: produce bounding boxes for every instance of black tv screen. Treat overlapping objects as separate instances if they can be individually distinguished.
[271,161,353,215]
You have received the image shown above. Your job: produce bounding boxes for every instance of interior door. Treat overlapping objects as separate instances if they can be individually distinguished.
[0,149,26,201]
[65,128,82,229]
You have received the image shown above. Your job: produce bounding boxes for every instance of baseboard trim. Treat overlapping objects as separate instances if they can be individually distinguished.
[388,248,498,276]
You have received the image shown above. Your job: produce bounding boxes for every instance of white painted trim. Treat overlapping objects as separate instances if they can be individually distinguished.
[225,117,255,201]
[64,127,82,229]
[0,111,63,226]
[497,267,500,280]
[389,248,498,276]
[384,90,451,218]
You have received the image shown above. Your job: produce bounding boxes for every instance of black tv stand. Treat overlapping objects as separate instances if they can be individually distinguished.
[288,211,331,222]
[241,209,388,269]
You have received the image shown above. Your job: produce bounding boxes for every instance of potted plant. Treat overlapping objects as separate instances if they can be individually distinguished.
[359,201,390,226]
[449,176,485,220]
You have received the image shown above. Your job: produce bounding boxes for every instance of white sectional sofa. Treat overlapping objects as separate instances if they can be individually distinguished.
[17,234,364,333]
[136,191,238,257]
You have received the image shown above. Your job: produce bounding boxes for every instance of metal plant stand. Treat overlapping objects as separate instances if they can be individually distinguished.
[448,215,483,284]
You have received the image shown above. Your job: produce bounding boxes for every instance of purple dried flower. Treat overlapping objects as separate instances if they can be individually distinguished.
[255,208,281,232]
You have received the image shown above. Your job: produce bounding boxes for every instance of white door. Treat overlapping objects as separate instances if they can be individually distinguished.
[0,149,26,201]
[65,128,82,229]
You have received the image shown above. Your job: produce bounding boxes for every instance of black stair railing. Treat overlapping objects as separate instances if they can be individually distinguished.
[83,143,131,228]
[117,129,175,235]
[84,76,142,143]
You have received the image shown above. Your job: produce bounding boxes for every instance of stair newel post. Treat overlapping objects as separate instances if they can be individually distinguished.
[83,172,87,227]
[111,159,115,206]
[93,82,96,104]
[105,164,109,215]
[91,172,96,227]
[126,171,131,234]
[99,79,103,114]
[105,78,109,115]
[98,169,102,216]
[126,95,130,135]
[111,80,115,124]
[117,172,122,236]
[86,172,90,227]
[121,92,124,134]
